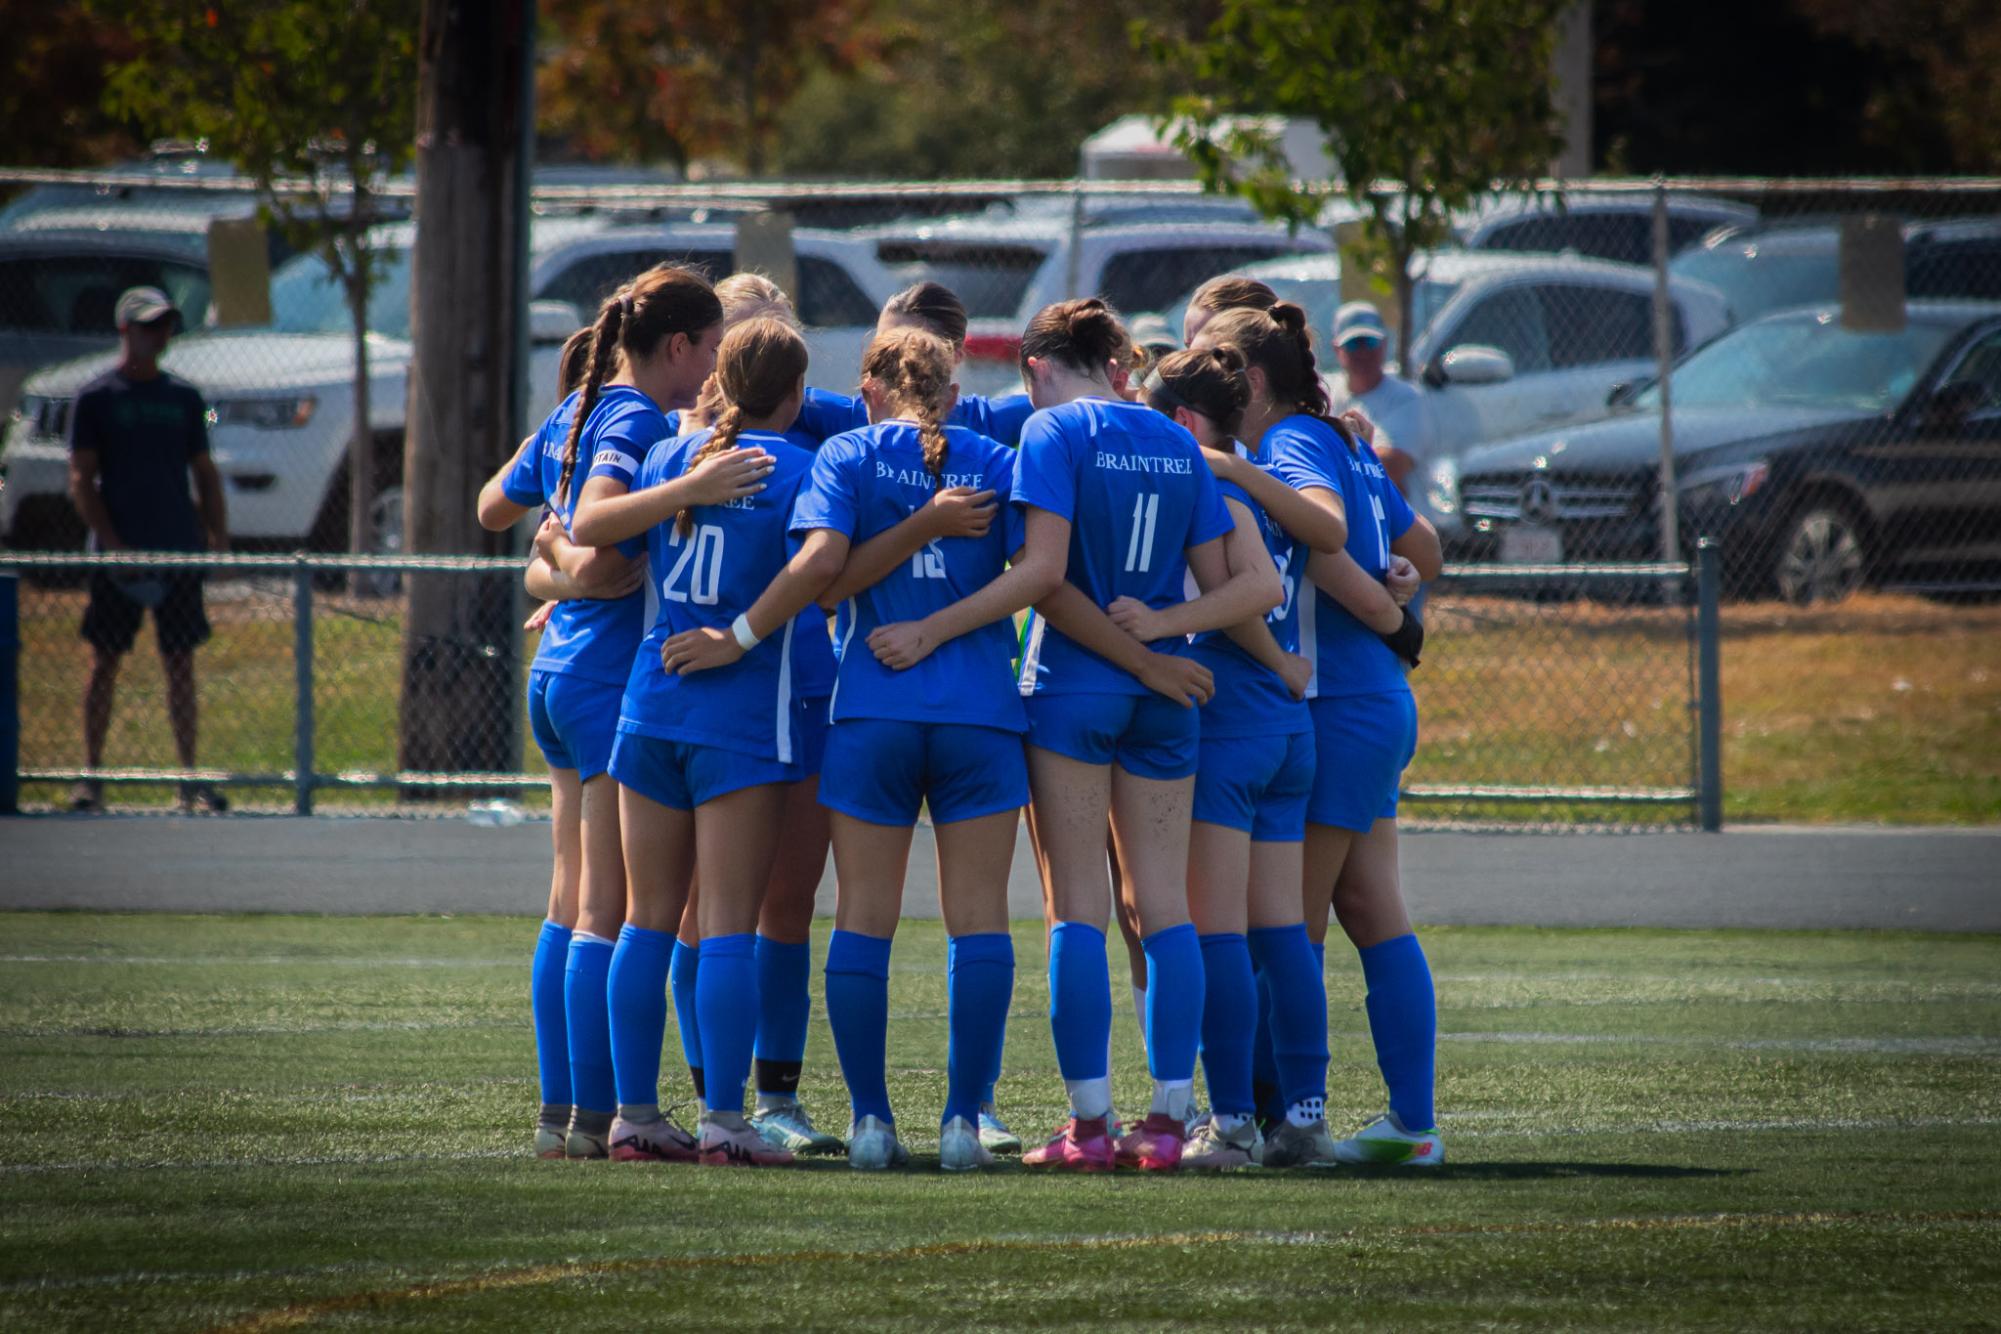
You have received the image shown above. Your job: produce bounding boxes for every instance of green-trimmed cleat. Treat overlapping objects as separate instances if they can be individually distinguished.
[1333,1113,1445,1167]
[977,1103,1022,1154]
[751,1098,844,1155]
[1261,1118,1341,1169]
[845,1115,909,1171]
[938,1115,995,1172]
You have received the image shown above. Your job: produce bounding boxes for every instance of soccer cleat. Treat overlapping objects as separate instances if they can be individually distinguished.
[608,1114,699,1163]
[1114,1113,1187,1172]
[534,1122,568,1160]
[1183,1104,1210,1138]
[1181,1117,1262,1171]
[845,1114,910,1171]
[751,1099,844,1155]
[698,1111,796,1167]
[938,1116,995,1173]
[1261,1119,1342,1169]
[1022,1117,1117,1172]
[177,781,229,814]
[565,1125,609,1160]
[977,1103,1023,1154]
[1333,1113,1445,1167]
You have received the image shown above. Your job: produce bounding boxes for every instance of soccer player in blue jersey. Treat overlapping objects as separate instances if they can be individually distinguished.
[781,326,1065,1172]
[572,318,847,1167]
[1197,304,1446,1167]
[1115,345,1351,1170]
[793,282,1037,448]
[472,273,752,1160]
[1007,298,1281,1173]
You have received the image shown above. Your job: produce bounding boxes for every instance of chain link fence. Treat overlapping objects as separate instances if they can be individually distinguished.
[1,167,1995,825]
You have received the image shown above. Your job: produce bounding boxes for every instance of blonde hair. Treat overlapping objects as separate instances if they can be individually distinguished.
[716,272,799,331]
[678,317,809,535]
[862,326,956,482]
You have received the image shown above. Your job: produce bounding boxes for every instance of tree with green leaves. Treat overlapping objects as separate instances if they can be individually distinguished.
[99,0,419,555]
[1144,0,1570,374]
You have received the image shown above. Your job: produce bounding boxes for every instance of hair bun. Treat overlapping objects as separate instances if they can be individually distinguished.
[1208,344,1247,374]
[1270,302,1309,335]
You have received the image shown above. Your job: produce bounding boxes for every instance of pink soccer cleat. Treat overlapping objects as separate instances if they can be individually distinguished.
[1114,1113,1188,1172]
[697,1111,797,1167]
[1022,1116,1117,1172]
[608,1114,699,1163]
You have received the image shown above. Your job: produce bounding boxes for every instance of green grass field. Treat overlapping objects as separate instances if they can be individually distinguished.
[3,913,1997,1329]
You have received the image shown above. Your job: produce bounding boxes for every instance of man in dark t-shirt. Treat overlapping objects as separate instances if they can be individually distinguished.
[66,286,230,813]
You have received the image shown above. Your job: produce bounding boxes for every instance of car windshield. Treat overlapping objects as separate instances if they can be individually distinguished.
[269,246,414,338]
[1638,314,1954,413]
[1670,243,1838,323]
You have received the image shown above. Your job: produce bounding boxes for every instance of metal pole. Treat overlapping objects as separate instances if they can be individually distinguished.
[0,572,18,815]
[1653,181,1680,565]
[293,560,316,816]
[1696,539,1723,832]
[1063,181,1085,300]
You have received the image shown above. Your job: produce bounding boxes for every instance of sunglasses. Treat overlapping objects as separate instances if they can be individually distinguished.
[1342,335,1384,352]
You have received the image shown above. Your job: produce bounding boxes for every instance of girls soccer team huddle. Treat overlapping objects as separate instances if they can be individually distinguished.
[475,261,1443,1175]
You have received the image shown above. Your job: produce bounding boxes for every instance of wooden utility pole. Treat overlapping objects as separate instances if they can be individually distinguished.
[398,0,535,780]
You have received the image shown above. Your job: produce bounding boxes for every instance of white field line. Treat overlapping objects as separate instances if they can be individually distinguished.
[0,1020,520,1038]
[1437,1030,2001,1055]
[0,955,519,968]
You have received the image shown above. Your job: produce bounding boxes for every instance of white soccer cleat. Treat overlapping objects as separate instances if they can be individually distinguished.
[751,1099,844,1155]
[845,1114,909,1171]
[1332,1113,1445,1167]
[977,1103,1022,1154]
[938,1115,995,1172]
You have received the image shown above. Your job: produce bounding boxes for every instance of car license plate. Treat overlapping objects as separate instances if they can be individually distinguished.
[1499,525,1563,565]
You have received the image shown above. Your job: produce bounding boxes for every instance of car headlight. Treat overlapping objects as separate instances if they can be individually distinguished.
[1678,460,1769,506]
[1425,456,1460,517]
[207,396,318,430]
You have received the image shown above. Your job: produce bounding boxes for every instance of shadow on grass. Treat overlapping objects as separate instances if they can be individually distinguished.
[866,1158,1746,1182]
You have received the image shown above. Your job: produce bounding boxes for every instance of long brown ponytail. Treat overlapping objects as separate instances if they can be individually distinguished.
[677,317,809,536]
[861,325,956,482]
[556,264,724,507]
[1201,301,1351,447]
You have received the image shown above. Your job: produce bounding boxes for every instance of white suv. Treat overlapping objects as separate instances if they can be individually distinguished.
[857,197,1334,395]
[1,217,893,549]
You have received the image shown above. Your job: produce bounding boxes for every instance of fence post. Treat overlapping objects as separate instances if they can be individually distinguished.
[1063,182,1085,300]
[1653,179,1680,565]
[0,571,17,815]
[1696,539,1724,832]
[292,558,315,817]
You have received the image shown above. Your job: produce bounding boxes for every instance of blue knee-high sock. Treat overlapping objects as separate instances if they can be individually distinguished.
[1047,922,1112,1083]
[607,924,671,1110]
[1250,924,1329,1109]
[1250,967,1282,1123]
[696,933,759,1115]
[754,935,811,1079]
[669,939,703,1097]
[1141,923,1205,1084]
[953,941,1005,1109]
[564,931,616,1115]
[824,929,894,1125]
[945,933,1014,1128]
[1196,933,1256,1116]
[1359,933,1437,1130]
[532,921,573,1108]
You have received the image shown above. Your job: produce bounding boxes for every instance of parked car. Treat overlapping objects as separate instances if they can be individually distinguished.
[1445,302,2001,603]
[1162,250,1729,463]
[1670,217,2001,326]
[856,205,1334,395]
[1462,194,1759,266]
[1,217,895,550]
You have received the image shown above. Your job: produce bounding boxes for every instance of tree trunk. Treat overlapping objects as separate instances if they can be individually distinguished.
[347,239,373,556]
[1392,239,1417,380]
[398,0,534,783]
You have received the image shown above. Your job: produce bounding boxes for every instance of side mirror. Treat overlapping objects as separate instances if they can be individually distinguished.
[528,299,584,346]
[1921,379,1987,430]
[1437,344,1515,387]
[1607,377,1654,408]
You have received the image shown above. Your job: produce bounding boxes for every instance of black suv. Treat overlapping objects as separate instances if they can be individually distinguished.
[1448,302,2001,603]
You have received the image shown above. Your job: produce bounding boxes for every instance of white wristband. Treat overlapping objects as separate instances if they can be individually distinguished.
[730,613,762,651]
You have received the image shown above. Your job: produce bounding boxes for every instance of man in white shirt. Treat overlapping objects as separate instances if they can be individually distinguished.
[1324,302,1434,498]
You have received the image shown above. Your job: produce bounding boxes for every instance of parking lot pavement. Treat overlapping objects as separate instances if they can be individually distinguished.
[3,815,1995,932]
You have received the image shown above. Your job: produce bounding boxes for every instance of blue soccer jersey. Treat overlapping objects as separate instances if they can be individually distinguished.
[1266,415,1416,700]
[616,427,818,762]
[1010,397,1234,697]
[500,386,659,687]
[791,422,1025,732]
[794,390,1036,447]
[1189,473,1311,738]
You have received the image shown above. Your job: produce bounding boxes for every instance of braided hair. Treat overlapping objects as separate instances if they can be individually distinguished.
[1200,302,1354,449]
[677,317,809,536]
[862,325,957,482]
[555,265,723,507]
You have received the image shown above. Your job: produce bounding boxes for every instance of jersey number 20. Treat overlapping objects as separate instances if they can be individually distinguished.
[662,524,725,606]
